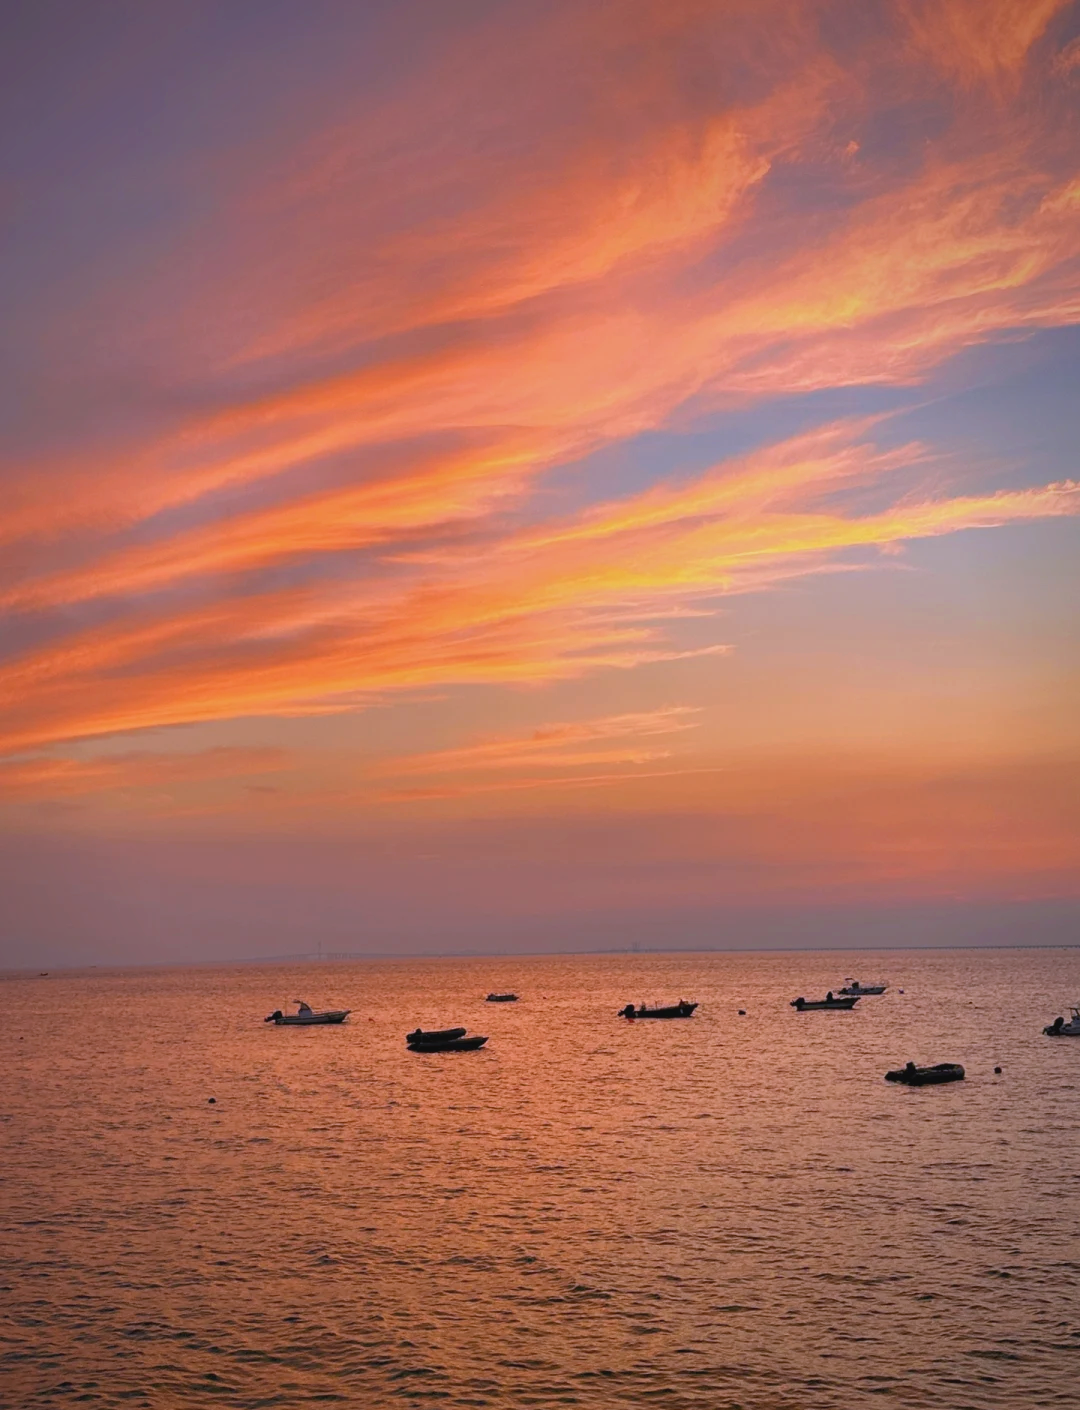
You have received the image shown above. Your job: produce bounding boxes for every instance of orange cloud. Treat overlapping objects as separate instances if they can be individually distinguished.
[0,413,1076,756]
[5,0,1076,561]
[898,0,1067,87]
[0,747,288,803]
[1,0,1077,765]
[389,706,702,778]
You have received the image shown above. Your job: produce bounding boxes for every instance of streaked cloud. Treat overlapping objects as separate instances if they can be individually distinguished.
[0,747,288,804]
[388,706,703,778]
[0,417,1075,755]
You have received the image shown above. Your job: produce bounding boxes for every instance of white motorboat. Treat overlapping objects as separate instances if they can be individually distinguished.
[838,979,887,996]
[265,1000,351,1026]
[1044,1006,1080,1037]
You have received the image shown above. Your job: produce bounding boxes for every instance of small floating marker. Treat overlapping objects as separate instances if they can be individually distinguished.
[994,1066,1002,1074]
[738,1009,747,1016]
[207,1097,216,1104]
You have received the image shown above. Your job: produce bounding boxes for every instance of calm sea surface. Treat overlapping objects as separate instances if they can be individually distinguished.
[2,948,1079,1409]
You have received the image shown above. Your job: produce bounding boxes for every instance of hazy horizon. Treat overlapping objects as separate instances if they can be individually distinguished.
[6,936,1080,979]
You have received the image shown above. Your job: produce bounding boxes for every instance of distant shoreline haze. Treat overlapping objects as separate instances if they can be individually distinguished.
[4,917,1079,974]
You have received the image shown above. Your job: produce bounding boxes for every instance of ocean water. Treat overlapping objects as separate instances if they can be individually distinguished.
[2,947,1079,1410]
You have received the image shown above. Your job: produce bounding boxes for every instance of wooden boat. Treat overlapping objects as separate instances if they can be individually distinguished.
[265,1001,350,1026]
[885,1062,965,1085]
[486,992,519,1002]
[407,1033,488,1053]
[619,1001,697,1019]
[790,994,859,1011]
[838,979,887,996]
[406,1027,466,1045]
[1044,1006,1080,1036]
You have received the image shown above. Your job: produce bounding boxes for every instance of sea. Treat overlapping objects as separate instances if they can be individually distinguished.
[2,947,1078,1409]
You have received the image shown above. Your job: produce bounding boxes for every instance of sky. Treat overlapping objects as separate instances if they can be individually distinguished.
[1,0,1078,966]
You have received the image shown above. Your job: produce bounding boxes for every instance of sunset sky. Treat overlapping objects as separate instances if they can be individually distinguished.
[2,0,1078,965]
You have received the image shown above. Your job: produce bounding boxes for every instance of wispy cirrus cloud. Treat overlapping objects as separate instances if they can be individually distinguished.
[0,0,1077,768]
[0,419,1075,756]
[0,747,288,804]
[388,707,703,778]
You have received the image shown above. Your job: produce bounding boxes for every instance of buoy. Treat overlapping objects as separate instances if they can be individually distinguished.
[207,1097,216,1104]
[994,1066,1002,1074]
[738,1009,746,1015]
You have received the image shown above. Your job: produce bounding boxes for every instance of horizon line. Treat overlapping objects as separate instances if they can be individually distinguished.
[4,939,1079,977]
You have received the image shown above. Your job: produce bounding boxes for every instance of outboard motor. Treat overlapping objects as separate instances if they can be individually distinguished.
[620,1004,636,1018]
[265,1010,283,1023]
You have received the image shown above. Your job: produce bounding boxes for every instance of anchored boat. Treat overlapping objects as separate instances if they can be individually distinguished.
[406,1026,466,1044]
[407,1027,487,1052]
[265,1000,350,1026]
[1044,1007,1080,1036]
[485,993,519,1002]
[838,979,887,996]
[885,1062,964,1086]
[620,1001,697,1019]
[790,993,859,1011]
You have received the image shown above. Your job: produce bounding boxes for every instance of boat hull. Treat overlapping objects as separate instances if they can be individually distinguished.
[885,1063,964,1085]
[839,985,886,996]
[406,1026,467,1044]
[621,1002,697,1018]
[269,1011,350,1025]
[408,1035,488,1052]
[790,997,859,1010]
[486,994,518,1002]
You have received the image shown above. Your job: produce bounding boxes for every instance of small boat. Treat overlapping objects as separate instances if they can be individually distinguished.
[619,1001,697,1019]
[265,1000,350,1026]
[406,1026,467,1044]
[885,1062,965,1085]
[790,993,859,1011]
[1044,1007,1080,1036]
[838,979,887,996]
[407,1032,488,1053]
[485,993,519,1002]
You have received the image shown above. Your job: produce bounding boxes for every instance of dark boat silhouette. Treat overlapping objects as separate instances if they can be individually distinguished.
[885,1062,964,1086]
[790,994,859,1011]
[407,1029,488,1052]
[485,993,518,1002]
[406,1027,466,1044]
[620,1001,697,1019]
